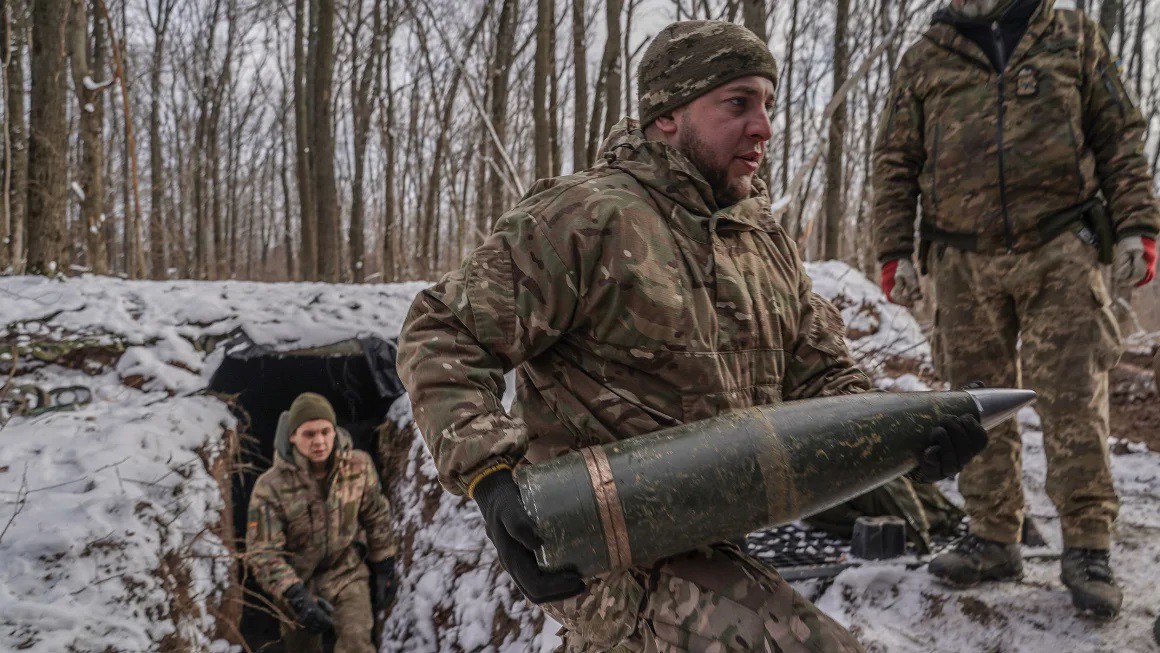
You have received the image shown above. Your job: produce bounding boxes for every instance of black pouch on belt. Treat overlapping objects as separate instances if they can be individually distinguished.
[1083,200,1115,265]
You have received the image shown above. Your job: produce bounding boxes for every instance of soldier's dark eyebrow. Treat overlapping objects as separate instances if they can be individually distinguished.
[721,84,761,97]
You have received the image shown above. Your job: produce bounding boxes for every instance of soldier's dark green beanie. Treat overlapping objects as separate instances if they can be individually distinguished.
[637,20,778,128]
[287,392,337,435]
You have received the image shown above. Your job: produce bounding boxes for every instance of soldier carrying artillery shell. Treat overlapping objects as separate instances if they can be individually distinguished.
[398,21,990,652]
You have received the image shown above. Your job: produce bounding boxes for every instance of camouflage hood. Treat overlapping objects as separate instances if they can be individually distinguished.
[273,409,353,467]
[928,0,1048,48]
[931,0,1028,26]
[597,117,773,221]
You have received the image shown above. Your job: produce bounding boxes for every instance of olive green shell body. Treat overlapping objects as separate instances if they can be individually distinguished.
[517,391,979,576]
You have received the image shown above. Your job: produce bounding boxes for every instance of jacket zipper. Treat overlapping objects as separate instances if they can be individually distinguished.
[993,22,1015,252]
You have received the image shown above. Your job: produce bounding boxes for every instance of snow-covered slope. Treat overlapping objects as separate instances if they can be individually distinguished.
[2,265,1158,653]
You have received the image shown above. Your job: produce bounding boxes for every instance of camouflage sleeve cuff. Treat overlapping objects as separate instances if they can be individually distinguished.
[465,462,514,499]
[1116,225,1159,241]
[877,250,914,264]
[268,573,304,600]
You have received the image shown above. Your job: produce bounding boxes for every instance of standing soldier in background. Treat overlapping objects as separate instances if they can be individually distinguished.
[246,392,398,652]
[399,20,987,652]
[873,0,1159,620]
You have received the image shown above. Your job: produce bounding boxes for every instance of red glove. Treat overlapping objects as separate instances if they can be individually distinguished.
[881,259,899,298]
[1140,237,1156,286]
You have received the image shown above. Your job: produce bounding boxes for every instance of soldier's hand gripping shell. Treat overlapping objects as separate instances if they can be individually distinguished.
[283,582,335,634]
[912,414,988,483]
[471,467,586,604]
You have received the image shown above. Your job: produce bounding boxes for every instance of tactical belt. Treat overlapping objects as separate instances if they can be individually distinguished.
[918,197,1112,272]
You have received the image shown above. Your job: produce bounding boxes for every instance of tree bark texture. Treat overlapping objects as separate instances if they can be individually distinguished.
[823,0,849,260]
[2,0,27,272]
[570,0,587,172]
[27,0,70,274]
[600,0,621,142]
[69,0,109,274]
[312,0,339,282]
[534,0,551,179]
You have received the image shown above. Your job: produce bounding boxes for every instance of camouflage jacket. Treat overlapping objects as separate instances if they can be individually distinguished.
[246,415,396,602]
[873,0,1159,260]
[397,118,872,495]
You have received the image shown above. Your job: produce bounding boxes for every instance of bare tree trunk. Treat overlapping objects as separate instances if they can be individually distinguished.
[27,0,69,274]
[278,96,296,281]
[623,0,636,119]
[380,8,397,282]
[1099,0,1120,42]
[534,0,551,179]
[823,0,849,260]
[350,0,382,283]
[69,0,109,275]
[486,0,518,232]
[601,0,622,138]
[571,0,587,171]
[2,0,27,272]
[779,0,800,198]
[294,0,316,280]
[742,0,770,184]
[147,0,175,278]
[312,0,338,282]
[548,0,560,177]
[742,0,766,40]
[1130,0,1144,97]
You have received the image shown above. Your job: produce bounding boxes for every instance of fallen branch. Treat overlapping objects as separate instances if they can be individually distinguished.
[0,463,29,545]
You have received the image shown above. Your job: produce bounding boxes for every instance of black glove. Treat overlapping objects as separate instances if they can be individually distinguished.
[911,414,988,483]
[369,556,397,610]
[472,468,586,604]
[283,582,335,634]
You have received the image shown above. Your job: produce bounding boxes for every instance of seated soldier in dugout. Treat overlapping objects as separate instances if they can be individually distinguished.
[246,392,398,653]
[398,20,989,653]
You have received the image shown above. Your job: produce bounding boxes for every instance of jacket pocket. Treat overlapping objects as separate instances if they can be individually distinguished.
[1088,277,1123,371]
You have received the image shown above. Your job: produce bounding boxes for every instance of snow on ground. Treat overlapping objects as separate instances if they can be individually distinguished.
[814,407,1160,652]
[0,368,239,652]
[0,276,426,652]
[1,264,1158,652]
[378,397,562,653]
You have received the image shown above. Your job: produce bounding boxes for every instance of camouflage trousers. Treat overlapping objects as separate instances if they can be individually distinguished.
[544,544,864,653]
[930,233,1122,549]
[281,580,374,653]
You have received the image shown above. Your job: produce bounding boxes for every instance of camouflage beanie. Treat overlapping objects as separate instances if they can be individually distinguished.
[637,21,778,127]
[287,392,337,435]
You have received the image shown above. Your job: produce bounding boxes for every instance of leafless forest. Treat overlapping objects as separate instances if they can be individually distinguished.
[0,0,1157,282]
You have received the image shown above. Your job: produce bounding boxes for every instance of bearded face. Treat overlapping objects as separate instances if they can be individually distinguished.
[951,0,1003,17]
[667,77,775,209]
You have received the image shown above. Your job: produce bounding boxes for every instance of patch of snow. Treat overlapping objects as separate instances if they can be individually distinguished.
[0,369,238,652]
[806,260,932,380]
[380,395,559,652]
[82,75,115,92]
[2,271,1157,653]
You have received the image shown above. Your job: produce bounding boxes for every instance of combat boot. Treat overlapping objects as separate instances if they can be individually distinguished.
[1060,548,1121,620]
[927,534,1022,585]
